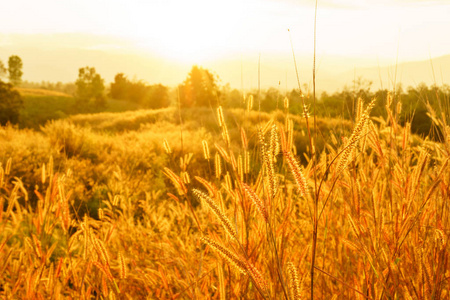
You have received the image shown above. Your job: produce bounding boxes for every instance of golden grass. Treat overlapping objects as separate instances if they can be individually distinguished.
[0,101,448,299]
[15,87,72,97]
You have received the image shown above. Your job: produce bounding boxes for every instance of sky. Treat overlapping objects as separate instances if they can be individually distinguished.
[2,0,450,64]
[1,0,449,91]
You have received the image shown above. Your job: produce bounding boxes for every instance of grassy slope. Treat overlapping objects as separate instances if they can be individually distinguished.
[2,106,353,211]
[18,88,141,129]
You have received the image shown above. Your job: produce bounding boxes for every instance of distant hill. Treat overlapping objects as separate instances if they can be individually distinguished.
[337,54,450,92]
[1,33,449,93]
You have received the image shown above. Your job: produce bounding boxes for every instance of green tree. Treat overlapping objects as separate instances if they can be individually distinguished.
[179,65,219,107]
[261,87,281,112]
[110,73,170,108]
[0,60,6,79]
[0,80,23,125]
[220,84,242,108]
[75,67,106,107]
[8,55,23,86]
[110,73,129,100]
[145,84,170,109]
[127,81,149,104]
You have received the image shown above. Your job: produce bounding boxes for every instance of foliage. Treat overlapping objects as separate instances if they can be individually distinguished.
[218,83,242,108]
[75,67,106,108]
[0,80,23,125]
[291,81,449,139]
[0,59,6,79]
[7,55,23,86]
[110,73,170,109]
[17,91,141,130]
[110,73,128,100]
[179,65,220,107]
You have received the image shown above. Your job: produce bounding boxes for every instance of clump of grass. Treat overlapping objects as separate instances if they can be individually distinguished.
[163,90,449,299]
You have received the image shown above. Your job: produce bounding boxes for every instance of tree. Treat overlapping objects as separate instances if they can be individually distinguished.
[219,84,242,108]
[0,80,23,125]
[75,67,106,107]
[145,84,170,109]
[110,73,170,109]
[110,73,129,100]
[0,60,6,79]
[261,87,281,112]
[127,80,149,104]
[8,55,23,86]
[179,66,219,107]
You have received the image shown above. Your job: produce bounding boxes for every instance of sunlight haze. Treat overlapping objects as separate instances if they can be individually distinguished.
[1,0,450,90]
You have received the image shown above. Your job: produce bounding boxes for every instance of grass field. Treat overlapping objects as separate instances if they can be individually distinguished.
[16,88,73,97]
[17,88,142,130]
[0,95,449,299]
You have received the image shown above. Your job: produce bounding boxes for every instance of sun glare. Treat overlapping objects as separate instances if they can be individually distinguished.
[134,0,245,64]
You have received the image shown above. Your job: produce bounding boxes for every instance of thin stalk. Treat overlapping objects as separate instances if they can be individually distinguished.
[234,232,271,300]
[289,24,318,298]
[267,215,290,300]
[258,53,261,124]
[311,1,319,298]
[313,266,373,299]
[177,87,184,154]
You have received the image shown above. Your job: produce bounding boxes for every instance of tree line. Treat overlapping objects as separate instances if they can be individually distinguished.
[0,56,23,125]
[74,65,450,138]
[0,55,448,139]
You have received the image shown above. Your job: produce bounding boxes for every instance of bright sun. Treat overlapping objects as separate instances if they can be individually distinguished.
[132,0,246,64]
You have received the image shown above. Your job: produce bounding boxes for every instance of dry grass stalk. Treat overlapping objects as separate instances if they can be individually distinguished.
[215,143,230,162]
[287,262,302,300]
[230,151,238,171]
[5,157,11,175]
[283,151,309,198]
[163,167,187,195]
[241,127,248,149]
[287,118,294,152]
[238,155,244,182]
[346,214,360,238]
[270,124,280,160]
[195,176,217,197]
[242,183,268,223]
[217,106,231,147]
[193,189,237,240]
[92,237,110,266]
[247,95,253,112]
[163,139,172,154]
[41,163,46,184]
[245,260,269,296]
[202,140,210,160]
[215,152,222,179]
[118,252,127,279]
[182,171,191,184]
[244,151,250,174]
[101,276,108,297]
[284,97,289,110]
[259,129,277,199]
[336,98,376,174]
[217,106,225,127]
[224,172,233,191]
[46,262,54,293]
[218,265,226,300]
[200,236,247,275]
